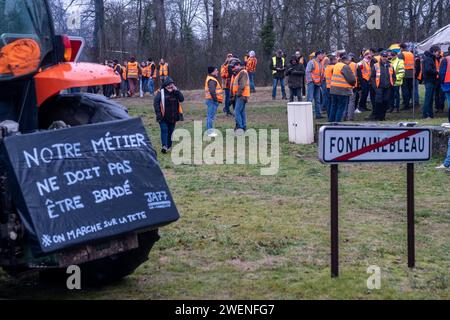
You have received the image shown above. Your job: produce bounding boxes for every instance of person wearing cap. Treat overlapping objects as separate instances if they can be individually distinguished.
[328,55,356,122]
[270,49,287,100]
[356,49,373,113]
[366,51,396,121]
[422,46,442,119]
[388,50,405,113]
[306,50,326,119]
[154,77,184,154]
[246,51,258,93]
[230,60,250,133]
[285,55,305,102]
[204,67,223,137]
[221,53,234,116]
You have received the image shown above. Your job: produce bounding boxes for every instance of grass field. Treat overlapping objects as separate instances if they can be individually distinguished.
[0,86,449,299]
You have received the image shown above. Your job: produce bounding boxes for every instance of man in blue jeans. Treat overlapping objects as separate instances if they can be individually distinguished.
[270,49,287,100]
[153,77,184,154]
[422,46,441,119]
[328,55,356,122]
[306,50,326,119]
[204,67,223,137]
[230,60,250,132]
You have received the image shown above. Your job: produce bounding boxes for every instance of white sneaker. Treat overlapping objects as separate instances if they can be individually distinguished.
[435,164,447,170]
[355,109,362,114]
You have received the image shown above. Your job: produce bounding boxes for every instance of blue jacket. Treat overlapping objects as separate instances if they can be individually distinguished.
[439,56,450,92]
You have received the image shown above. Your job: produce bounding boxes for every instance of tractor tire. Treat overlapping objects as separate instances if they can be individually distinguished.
[38,93,160,286]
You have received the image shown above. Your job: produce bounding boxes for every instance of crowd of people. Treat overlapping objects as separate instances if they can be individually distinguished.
[264,44,449,123]
[93,45,450,155]
[95,57,170,98]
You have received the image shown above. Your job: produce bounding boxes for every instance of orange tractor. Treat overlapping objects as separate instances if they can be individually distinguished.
[0,0,178,285]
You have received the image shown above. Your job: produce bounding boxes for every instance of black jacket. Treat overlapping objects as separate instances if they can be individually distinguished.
[371,61,396,89]
[154,77,184,123]
[270,56,286,78]
[422,50,438,84]
[285,62,305,88]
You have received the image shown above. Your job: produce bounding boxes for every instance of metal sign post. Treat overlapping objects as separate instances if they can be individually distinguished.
[407,163,415,268]
[318,126,431,277]
[330,164,339,278]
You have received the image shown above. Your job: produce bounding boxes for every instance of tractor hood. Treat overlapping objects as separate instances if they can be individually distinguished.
[34,62,120,105]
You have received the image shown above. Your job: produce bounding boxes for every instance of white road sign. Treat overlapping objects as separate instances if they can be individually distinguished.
[318,126,432,163]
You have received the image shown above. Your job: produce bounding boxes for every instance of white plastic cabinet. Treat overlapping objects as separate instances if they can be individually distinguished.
[287,102,314,144]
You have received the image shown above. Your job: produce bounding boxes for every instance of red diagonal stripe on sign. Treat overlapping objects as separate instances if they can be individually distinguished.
[332,129,422,161]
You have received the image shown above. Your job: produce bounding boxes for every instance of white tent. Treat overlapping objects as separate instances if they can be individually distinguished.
[417,24,450,52]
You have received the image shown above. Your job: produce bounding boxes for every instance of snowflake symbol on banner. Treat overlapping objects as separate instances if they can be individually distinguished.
[41,234,52,247]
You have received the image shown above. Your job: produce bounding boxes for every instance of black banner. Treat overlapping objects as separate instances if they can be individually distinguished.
[3,117,179,253]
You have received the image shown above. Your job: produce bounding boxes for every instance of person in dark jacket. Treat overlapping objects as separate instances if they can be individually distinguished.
[154,77,184,154]
[422,46,441,119]
[285,56,305,102]
[366,51,396,121]
[270,49,287,100]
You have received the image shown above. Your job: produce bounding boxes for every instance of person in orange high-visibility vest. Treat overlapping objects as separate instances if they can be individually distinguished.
[306,49,326,119]
[328,55,356,122]
[357,50,374,112]
[204,66,224,137]
[221,53,234,116]
[140,62,151,97]
[399,43,415,110]
[366,51,396,121]
[159,58,169,87]
[342,53,360,121]
[323,55,337,116]
[246,51,258,93]
[127,57,141,97]
[230,59,250,132]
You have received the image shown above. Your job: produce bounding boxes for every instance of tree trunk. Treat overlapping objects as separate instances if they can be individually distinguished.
[94,0,106,63]
[212,0,222,61]
[324,0,333,51]
[153,0,167,58]
[345,0,356,52]
[137,0,143,58]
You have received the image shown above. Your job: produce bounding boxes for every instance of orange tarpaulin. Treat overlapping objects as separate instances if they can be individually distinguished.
[0,38,41,77]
